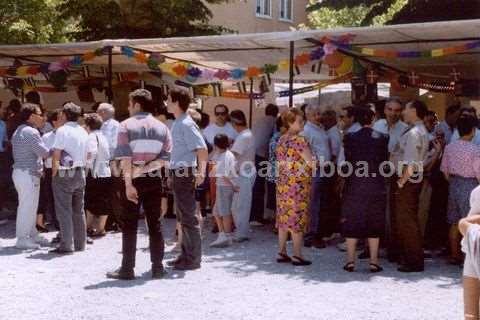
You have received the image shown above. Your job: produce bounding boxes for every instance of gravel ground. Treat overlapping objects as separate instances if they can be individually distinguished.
[0,218,463,320]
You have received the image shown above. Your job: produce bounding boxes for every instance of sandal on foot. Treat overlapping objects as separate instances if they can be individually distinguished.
[291,256,312,266]
[276,253,292,263]
[369,263,383,273]
[343,261,355,272]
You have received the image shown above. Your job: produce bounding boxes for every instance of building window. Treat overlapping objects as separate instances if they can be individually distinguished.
[256,0,272,17]
[279,0,293,21]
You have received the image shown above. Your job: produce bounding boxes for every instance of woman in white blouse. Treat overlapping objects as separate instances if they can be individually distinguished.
[84,113,112,238]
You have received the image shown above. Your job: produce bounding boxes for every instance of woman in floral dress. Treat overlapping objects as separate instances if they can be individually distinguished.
[276,108,313,266]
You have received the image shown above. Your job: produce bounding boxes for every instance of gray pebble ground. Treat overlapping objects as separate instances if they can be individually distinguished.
[0,219,463,320]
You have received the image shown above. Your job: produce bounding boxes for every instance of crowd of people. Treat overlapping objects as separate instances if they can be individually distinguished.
[1,89,480,286]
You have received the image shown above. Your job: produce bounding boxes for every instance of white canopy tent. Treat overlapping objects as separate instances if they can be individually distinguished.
[0,19,478,122]
[0,19,478,78]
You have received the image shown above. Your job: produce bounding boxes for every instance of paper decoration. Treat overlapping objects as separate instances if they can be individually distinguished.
[324,51,343,68]
[335,56,353,75]
[330,38,480,59]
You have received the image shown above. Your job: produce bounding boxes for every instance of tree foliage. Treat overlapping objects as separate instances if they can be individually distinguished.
[0,0,74,44]
[307,0,480,28]
[59,0,230,41]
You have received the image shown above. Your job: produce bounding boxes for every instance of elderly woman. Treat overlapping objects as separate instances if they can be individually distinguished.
[441,114,480,265]
[275,108,313,266]
[84,113,112,238]
[341,107,389,273]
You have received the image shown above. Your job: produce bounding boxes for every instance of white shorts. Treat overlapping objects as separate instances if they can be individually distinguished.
[464,254,479,278]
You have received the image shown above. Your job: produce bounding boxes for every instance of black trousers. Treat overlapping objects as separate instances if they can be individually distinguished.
[250,155,267,222]
[121,175,164,270]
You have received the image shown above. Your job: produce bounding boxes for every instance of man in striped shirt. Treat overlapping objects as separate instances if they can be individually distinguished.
[11,103,49,250]
[107,89,172,280]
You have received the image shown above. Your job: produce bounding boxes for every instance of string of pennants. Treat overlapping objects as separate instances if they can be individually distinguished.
[120,46,334,82]
[323,35,480,58]
[0,36,476,94]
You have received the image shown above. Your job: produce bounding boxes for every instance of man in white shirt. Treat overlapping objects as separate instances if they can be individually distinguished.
[373,97,408,153]
[50,103,89,254]
[202,104,237,146]
[250,103,278,224]
[230,110,256,242]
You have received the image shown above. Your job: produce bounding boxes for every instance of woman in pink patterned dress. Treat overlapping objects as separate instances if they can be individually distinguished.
[441,114,480,265]
[276,108,314,266]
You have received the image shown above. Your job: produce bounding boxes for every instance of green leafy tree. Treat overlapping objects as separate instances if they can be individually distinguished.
[307,0,480,27]
[59,0,230,41]
[0,0,75,44]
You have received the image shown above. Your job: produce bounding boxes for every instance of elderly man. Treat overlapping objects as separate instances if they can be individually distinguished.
[50,103,89,255]
[96,102,122,231]
[302,105,331,248]
[11,103,50,249]
[97,102,120,157]
[391,100,429,272]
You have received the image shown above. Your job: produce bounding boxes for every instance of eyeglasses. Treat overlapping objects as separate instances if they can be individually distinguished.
[215,112,227,116]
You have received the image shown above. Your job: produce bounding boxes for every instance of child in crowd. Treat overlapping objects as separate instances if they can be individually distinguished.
[210,133,238,248]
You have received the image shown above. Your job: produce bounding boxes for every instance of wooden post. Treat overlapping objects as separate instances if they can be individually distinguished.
[289,41,295,108]
[107,46,113,103]
[249,78,254,128]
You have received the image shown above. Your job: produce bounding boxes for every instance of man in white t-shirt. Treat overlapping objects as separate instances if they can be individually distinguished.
[229,110,256,242]
[50,103,89,255]
[202,104,238,146]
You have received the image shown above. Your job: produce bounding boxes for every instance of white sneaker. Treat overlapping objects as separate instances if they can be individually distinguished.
[33,235,50,246]
[210,232,231,248]
[15,239,40,250]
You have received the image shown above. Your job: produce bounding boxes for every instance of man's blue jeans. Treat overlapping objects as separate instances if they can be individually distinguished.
[306,175,330,240]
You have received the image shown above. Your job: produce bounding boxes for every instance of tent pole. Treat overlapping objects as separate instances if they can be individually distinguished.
[107,46,113,103]
[249,78,253,128]
[289,41,295,108]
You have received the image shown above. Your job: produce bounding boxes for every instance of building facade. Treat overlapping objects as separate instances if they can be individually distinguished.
[206,0,309,34]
